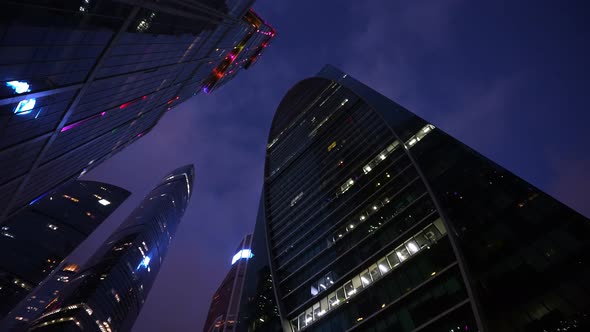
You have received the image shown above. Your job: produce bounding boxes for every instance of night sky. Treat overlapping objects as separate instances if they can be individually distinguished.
[69,0,590,331]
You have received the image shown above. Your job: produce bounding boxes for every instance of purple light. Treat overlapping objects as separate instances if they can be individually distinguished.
[61,112,104,132]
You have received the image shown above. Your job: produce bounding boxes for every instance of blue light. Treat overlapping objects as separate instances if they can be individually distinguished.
[14,98,36,115]
[231,249,253,265]
[29,191,49,205]
[137,255,151,270]
[6,80,37,116]
[6,81,30,94]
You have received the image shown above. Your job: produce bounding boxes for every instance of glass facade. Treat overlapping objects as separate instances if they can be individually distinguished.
[0,0,274,220]
[262,65,590,332]
[0,180,129,320]
[204,234,253,332]
[0,262,80,331]
[24,164,194,332]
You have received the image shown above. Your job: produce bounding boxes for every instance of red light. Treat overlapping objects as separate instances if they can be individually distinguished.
[119,96,146,109]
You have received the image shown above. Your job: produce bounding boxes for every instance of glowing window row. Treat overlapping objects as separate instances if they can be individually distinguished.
[406,124,435,148]
[336,123,435,197]
[330,177,418,246]
[291,219,447,332]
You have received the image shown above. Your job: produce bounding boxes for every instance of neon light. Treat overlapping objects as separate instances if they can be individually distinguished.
[119,96,146,109]
[29,191,49,205]
[231,249,253,265]
[61,112,106,132]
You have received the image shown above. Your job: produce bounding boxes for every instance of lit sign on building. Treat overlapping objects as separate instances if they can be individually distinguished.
[231,249,253,265]
[6,81,37,115]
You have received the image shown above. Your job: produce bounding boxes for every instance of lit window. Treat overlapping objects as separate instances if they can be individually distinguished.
[98,199,111,206]
[327,141,337,152]
[360,270,372,287]
[63,195,79,203]
[47,224,58,231]
[339,178,355,194]
[405,239,420,254]
[396,247,410,262]
[378,258,391,274]
[290,192,304,207]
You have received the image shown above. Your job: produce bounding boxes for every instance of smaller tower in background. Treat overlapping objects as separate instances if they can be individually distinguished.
[204,234,254,332]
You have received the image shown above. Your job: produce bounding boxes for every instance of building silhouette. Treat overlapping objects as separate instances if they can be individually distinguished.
[261,65,590,332]
[0,180,129,320]
[204,234,254,332]
[0,1,274,221]
[25,164,194,332]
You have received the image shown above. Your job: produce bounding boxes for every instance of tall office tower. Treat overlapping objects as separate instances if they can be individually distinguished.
[1,262,80,331]
[25,164,194,332]
[0,180,129,319]
[204,234,254,332]
[262,65,590,332]
[235,198,280,332]
[0,1,274,221]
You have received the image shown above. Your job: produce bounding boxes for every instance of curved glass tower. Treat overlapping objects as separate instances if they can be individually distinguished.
[26,164,194,332]
[0,180,129,320]
[262,65,590,332]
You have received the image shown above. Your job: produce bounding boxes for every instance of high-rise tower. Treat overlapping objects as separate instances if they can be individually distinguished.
[204,234,253,332]
[25,164,194,332]
[235,197,281,332]
[0,180,129,319]
[0,1,274,221]
[262,65,590,332]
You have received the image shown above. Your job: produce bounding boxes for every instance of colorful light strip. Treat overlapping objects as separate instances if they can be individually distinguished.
[61,112,106,132]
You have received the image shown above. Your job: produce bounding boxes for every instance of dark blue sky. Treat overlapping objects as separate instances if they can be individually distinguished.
[73,0,590,330]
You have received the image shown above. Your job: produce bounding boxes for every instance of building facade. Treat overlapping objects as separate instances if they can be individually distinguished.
[0,180,129,320]
[204,234,254,332]
[262,65,590,332]
[25,164,194,332]
[0,262,80,331]
[0,0,274,221]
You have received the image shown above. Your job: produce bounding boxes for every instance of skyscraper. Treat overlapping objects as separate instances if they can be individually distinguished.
[0,1,274,221]
[1,262,81,331]
[204,234,254,332]
[262,65,590,332]
[0,180,129,320]
[25,164,194,332]
[235,197,281,332]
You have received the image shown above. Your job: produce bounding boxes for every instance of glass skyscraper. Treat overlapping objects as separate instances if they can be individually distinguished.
[262,65,590,332]
[204,234,254,332]
[25,164,194,332]
[235,197,281,332]
[0,179,129,320]
[0,0,274,221]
